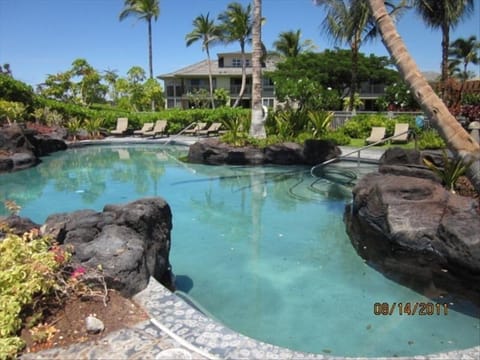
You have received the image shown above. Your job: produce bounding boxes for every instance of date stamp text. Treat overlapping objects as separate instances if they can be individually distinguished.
[373,302,448,316]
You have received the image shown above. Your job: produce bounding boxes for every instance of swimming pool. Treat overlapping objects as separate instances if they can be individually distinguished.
[0,145,478,357]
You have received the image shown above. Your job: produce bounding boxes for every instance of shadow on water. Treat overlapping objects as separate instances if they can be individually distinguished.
[174,274,194,293]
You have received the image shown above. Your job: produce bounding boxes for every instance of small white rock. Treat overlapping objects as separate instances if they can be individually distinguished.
[85,315,104,334]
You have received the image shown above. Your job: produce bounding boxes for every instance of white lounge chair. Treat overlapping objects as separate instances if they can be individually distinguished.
[110,117,128,136]
[391,123,409,144]
[365,127,386,145]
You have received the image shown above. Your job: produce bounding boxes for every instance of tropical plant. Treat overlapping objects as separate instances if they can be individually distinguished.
[84,118,104,139]
[273,29,316,58]
[423,150,472,193]
[367,0,480,193]
[66,117,82,141]
[342,92,364,111]
[186,13,221,109]
[0,100,26,125]
[308,110,334,138]
[412,0,475,101]
[448,35,480,104]
[119,0,160,80]
[218,2,252,108]
[213,88,230,107]
[220,112,249,146]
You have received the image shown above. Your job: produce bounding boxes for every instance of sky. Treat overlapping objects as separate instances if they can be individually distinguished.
[0,0,479,88]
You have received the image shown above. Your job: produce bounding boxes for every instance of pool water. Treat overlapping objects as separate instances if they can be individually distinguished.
[0,145,478,357]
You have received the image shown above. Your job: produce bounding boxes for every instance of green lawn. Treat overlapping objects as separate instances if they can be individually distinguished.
[348,138,417,150]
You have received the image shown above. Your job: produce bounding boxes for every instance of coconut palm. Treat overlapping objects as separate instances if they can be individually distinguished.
[412,0,474,100]
[314,0,406,111]
[273,29,317,58]
[218,2,252,108]
[250,0,266,138]
[367,0,480,193]
[186,13,221,109]
[448,35,479,104]
[119,0,160,80]
[448,36,479,81]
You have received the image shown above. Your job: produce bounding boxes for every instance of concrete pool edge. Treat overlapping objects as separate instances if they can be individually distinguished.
[133,277,480,360]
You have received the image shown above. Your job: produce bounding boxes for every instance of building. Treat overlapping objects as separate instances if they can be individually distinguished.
[159,52,278,109]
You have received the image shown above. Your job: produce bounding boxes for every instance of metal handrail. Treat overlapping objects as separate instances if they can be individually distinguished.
[310,130,411,177]
[164,122,199,145]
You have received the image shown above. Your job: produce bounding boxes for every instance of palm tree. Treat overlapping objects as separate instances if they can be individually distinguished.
[250,0,266,138]
[314,0,406,111]
[367,0,480,193]
[448,35,480,81]
[186,13,221,109]
[448,35,479,103]
[273,29,316,58]
[412,0,474,101]
[119,0,160,80]
[218,2,252,108]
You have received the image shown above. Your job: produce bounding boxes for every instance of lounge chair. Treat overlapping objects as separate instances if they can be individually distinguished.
[184,122,208,136]
[391,123,410,144]
[198,122,223,137]
[365,126,386,145]
[143,120,168,138]
[110,117,129,136]
[133,122,154,136]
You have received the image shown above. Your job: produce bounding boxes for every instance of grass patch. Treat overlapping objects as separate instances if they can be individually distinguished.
[348,138,417,150]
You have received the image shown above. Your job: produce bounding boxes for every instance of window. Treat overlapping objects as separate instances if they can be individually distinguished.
[231,58,251,67]
[232,58,241,67]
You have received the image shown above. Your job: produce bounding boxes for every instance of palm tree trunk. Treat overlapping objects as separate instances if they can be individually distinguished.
[206,47,215,109]
[349,36,360,112]
[148,19,154,79]
[233,42,247,108]
[250,0,266,138]
[368,0,480,193]
[440,21,450,103]
[148,19,155,111]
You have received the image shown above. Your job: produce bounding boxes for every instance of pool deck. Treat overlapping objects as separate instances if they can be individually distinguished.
[22,137,480,360]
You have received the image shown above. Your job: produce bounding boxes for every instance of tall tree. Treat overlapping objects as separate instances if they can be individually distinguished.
[448,35,479,103]
[273,29,316,58]
[218,2,252,108]
[119,0,160,80]
[367,0,480,193]
[412,0,474,100]
[186,13,221,109]
[314,0,406,111]
[250,0,266,138]
[449,36,479,80]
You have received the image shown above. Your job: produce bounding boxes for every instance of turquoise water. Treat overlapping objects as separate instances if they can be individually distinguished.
[0,145,478,357]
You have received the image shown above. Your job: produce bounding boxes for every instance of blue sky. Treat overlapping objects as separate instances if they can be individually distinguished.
[0,0,479,87]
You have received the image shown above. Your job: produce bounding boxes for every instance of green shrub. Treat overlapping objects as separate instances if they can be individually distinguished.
[0,100,26,125]
[418,129,446,150]
[321,129,351,145]
[0,226,70,359]
[0,75,36,111]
